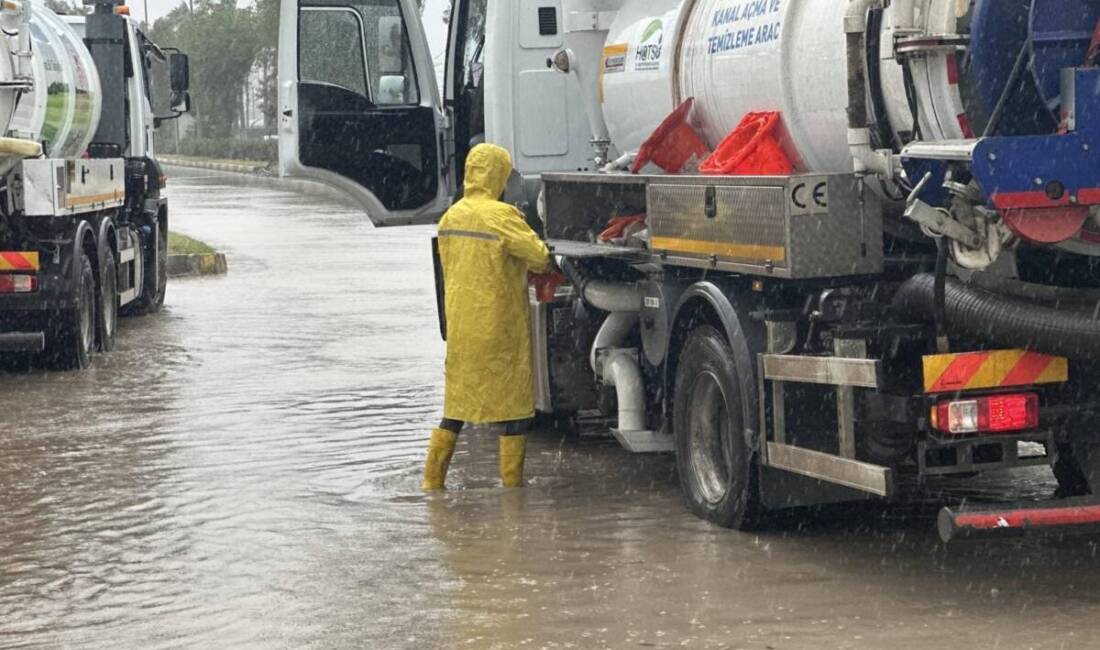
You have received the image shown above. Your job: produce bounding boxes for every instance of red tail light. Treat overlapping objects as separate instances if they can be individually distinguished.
[0,274,37,293]
[931,393,1039,435]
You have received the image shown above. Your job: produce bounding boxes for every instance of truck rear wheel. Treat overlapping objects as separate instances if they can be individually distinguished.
[129,223,167,315]
[47,251,96,370]
[97,249,118,352]
[673,325,762,530]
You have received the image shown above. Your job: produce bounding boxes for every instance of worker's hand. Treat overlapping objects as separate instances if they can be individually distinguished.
[529,271,567,303]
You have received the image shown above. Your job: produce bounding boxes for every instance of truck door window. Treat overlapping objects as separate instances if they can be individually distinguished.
[358,1,419,105]
[299,8,369,99]
[299,0,419,106]
[296,0,439,212]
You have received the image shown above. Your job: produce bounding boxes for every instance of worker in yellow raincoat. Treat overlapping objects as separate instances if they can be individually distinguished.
[422,143,552,490]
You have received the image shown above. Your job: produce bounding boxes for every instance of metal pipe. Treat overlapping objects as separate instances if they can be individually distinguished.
[583,281,642,313]
[589,310,637,371]
[602,351,647,432]
[845,0,891,176]
[589,310,647,433]
[890,0,915,33]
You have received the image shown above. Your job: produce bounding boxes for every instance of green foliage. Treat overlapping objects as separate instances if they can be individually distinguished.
[149,0,264,140]
[165,136,277,163]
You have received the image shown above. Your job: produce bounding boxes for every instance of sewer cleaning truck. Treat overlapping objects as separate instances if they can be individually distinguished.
[0,0,189,368]
[279,0,1100,541]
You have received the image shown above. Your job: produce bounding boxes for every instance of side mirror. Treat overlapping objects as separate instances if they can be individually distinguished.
[377,75,406,104]
[170,52,190,92]
[171,90,191,113]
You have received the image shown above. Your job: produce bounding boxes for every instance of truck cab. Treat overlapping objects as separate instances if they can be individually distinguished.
[278,0,592,226]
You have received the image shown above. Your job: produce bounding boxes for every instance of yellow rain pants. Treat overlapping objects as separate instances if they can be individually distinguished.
[438,144,551,424]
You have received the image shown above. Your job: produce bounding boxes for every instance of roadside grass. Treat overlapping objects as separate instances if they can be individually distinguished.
[168,232,215,256]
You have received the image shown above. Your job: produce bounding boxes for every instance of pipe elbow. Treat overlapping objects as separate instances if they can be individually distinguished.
[584,281,643,313]
[602,352,647,432]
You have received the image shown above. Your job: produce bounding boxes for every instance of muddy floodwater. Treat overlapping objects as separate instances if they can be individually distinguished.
[2,169,1099,649]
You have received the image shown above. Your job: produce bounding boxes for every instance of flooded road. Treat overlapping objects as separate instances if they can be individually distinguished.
[2,169,1099,649]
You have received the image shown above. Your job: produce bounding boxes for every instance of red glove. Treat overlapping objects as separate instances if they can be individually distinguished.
[529,271,567,303]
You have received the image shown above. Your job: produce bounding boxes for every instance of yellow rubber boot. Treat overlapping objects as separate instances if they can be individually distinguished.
[421,428,458,491]
[499,435,527,488]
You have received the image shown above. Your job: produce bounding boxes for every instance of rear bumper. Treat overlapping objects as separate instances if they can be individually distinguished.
[939,496,1100,542]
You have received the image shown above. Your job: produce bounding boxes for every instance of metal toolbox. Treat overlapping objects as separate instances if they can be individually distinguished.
[9,158,125,217]
[541,172,883,280]
[646,174,883,279]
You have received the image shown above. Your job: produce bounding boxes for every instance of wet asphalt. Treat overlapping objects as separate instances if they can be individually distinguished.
[1,168,1099,650]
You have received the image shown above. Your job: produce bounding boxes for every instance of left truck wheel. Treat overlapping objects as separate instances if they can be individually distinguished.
[97,249,118,352]
[47,250,97,370]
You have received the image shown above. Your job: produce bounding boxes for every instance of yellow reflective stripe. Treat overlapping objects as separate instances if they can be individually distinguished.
[438,229,499,242]
[1035,357,1070,385]
[0,251,38,271]
[964,349,1026,390]
[650,236,787,262]
[923,349,1069,393]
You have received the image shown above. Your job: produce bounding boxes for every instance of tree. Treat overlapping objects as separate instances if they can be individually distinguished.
[149,0,262,140]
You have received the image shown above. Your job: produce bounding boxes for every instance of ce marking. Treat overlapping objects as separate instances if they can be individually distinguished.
[791,180,829,212]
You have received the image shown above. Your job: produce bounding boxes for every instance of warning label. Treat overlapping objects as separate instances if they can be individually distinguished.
[603,44,628,74]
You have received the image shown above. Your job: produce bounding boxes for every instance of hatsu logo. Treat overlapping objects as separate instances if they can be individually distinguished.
[634,19,663,72]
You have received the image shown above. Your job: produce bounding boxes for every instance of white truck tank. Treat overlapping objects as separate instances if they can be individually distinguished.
[0,2,102,159]
[601,0,907,171]
[597,0,1066,172]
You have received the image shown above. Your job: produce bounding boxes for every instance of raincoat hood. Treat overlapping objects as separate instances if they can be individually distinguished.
[463,143,512,200]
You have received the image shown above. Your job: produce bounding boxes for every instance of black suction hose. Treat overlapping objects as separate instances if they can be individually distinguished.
[967,273,1100,307]
[893,274,1100,360]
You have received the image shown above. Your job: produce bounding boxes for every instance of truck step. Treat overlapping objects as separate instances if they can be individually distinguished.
[765,442,894,497]
[611,429,674,453]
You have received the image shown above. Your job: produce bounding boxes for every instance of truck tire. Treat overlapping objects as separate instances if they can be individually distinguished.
[97,249,118,352]
[673,325,762,530]
[129,224,167,315]
[47,251,96,370]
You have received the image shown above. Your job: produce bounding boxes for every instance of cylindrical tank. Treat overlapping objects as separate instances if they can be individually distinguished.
[603,0,885,171]
[600,0,687,156]
[4,3,102,159]
[600,0,1099,172]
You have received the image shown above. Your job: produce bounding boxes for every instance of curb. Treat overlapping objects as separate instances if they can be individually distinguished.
[167,252,228,278]
[162,162,357,207]
[160,155,270,174]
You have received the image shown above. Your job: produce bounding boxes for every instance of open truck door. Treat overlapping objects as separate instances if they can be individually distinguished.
[278,0,452,226]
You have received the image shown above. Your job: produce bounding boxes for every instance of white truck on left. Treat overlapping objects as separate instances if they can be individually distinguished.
[0,0,189,368]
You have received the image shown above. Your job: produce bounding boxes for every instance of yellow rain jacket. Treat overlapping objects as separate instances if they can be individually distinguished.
[438,144,551,424]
